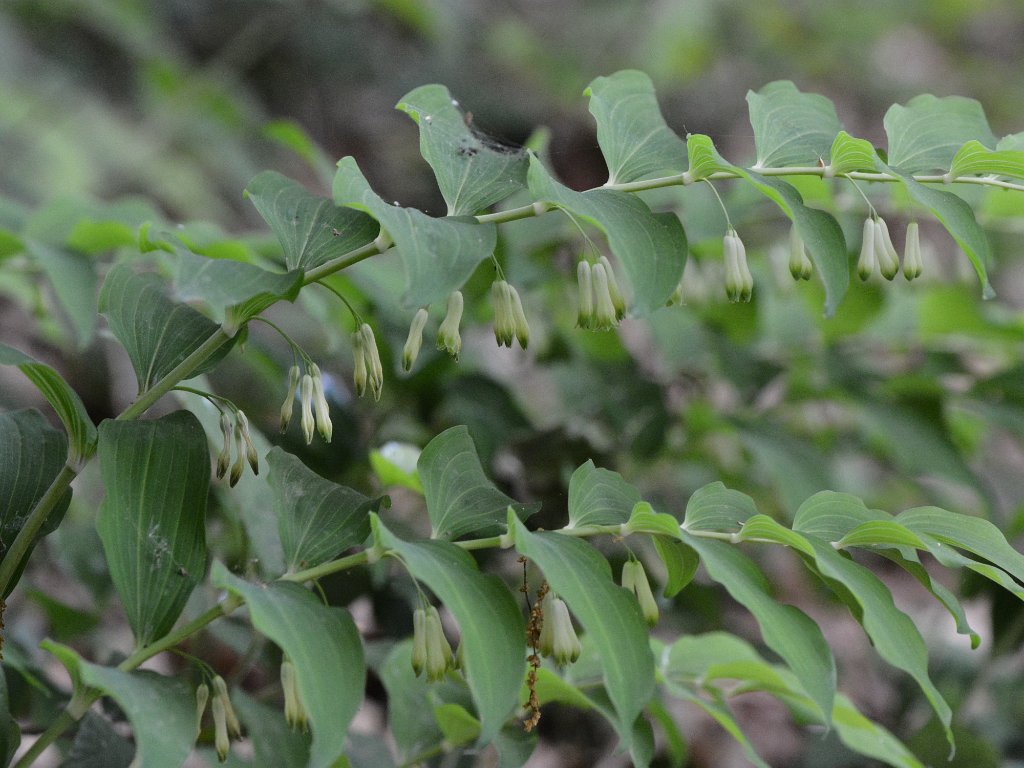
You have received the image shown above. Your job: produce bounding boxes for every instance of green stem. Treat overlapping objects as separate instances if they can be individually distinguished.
[119,597,242,671]
[12,711,76,768]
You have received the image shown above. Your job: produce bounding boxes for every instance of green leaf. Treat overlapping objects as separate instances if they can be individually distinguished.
[396,85,529,215]
[334,157,497,307]
[836,520,927,550]
[827,131,880,175]
[44,641,195,768]
[233,691,311,768]
[369,442,423,493]
[244,171,379,271]
[566,459,641,528]
[802,537,953,752]
[0,344,97,463]
[949,140,1024,180]
[418,425,533,539]
[64,712,134,768]
[268,447,383,574]
[526,155,686,314]
[377,640,443,759]
[625,502,684,539]
[682,481,757,532]
[24,195,159,252]
[97,412,208,646]
[99,265,228,394]
[686,134,732,181]
[737,515,814,556]
[510,516,655,742]
[171,249,303,334]
[432,703,481,746]
[0,410,72,596]
[584,69,687,184]
[679,534,835,725]
[652,537,699,597]
[25,241,98,348]
[374,518,526,743]
[792,491,887,541]
[885,94,996,174]
[262,120,335,186]
[831,693,925,768]
[747,81,841,168]
[212,563,365,768]
[659,682,770,768]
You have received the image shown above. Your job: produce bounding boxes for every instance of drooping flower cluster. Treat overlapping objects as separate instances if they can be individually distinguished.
[621,559,659,627]
[352,322,384,401]
[491,280,530,349]
[199,675,241,763]
[436,290,464,360]
[858,216,923,282]
[215,409,259,487]
[402,308,430,372]
[411,605,456,682]
[279,363,333,445]
[281,659,308,731]
[537,594,581,665]
[788,225,814,281]
[723,228,753,303]
[576,256,626,330]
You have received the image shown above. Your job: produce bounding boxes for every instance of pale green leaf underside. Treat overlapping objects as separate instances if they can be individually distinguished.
[747,81,841,168]
[245,170,379,270]
[949,139,1024,180]
[793,491,887,541]
[511,517,655,742]
[267,447,379,574]
[212,563,365,768]
[885,94,997,174]
[566,459,641,528]
[397,84,528,216]
[334,157,497,307]
[527,155,686,314]
[0,344,97,462]
[828,131,879,175]
[585,69,688,184]
[97,412,208,646]
[375,520,526,744]
[682,481,757,532]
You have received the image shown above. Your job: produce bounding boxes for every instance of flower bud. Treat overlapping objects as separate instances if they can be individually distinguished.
[310,364,332,443]
[598,256,627,319]
[352,330,368,397]
[491,281,515,347]
[281,660,308,732]
[622,560,659,627]
[507,284,530,349]
[424,605,453,682]
[903,221,922,280]
[437,290,464,360]
[229,420,245,488]
[216,412,232,480]
[591,262,619,330]
[360,324,384,401]
[402,308,430,371]
[279,365,300,433]
[212,675,241,738]
[195,683,209,738]
[576,261,595,327]
[788,225,813,281]
[857,218,876,281]
[235,411,259,475]
[538,595,581,665]
[300,373,315,445]
[873,217,900,280]
[723,230,752,303]
[411,607,427,677]
[212,697,230,762]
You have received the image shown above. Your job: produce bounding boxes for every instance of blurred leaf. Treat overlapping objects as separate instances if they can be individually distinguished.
[0,667,18,768]
[885,95,996,174]
[660,682,769,768]
[652,537,699,597]
[26,590,98,641]
[0,344,97,463]
[566,459,641,528]
[511,515,655,743]
[334,157,497,307]
[97,412,207,646]
[212,563,365,768]
[682,481,757,532]
[26,241,97,348]
[747,81,841,168]
[244,171,379,271]
[584,69,688,184]
[374,519,526,743]
[949,140,1024,180]
[369,442,423,493]
[267,447,382,574]
[64,712,134,768]
[396,84,528,215]
[679,534,835,725]
[492,724,537,768]
[378,640,442,759]
[432,703,480,746]
[233,690,311,768]
[527,155,686,314]
[262,120,335,186]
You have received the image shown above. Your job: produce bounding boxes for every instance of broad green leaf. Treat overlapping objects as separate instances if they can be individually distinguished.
[527,667,595,710]
[885,95,996,174]
[172,249,303,334]
[949,140,1024,180]
[896,506,1024,584]
[659,682,769,768]
[0,344,97,463]
[492,724,537,768]
[267,447,383,573]
[374,519,525,743]
[584,70,687,184]
[418,425,533,539]
[432,703,481,746]
[212,563,365,768]
[99,265,229,394]
[566,459,641,528]
[827,131,879,175]
[378,640,444,759]
[831,693,924,768]
[679,534,835,724]
[625,502,684,539]
[44,641,194,768]
[686,134,732,181]
[652,537,699,597]
[369,442,423,493]
[511,516,655,742]
[334,157,497,307]
[0,410,72,596]
[792,491,886,541]
[396,84,529,215]
[682,481,757,532]
[737,515,814,556]
[64,712,133,768]
[97,412,208,646]
[747,81,841,168]
[836,520,927,550]
[663,631,765,680]
[802,538,953,752]
[918,534,1024,602]
[526,155,686,314]
[244,171,379,271]
[25,241,98,348]
[233,691,311,768]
